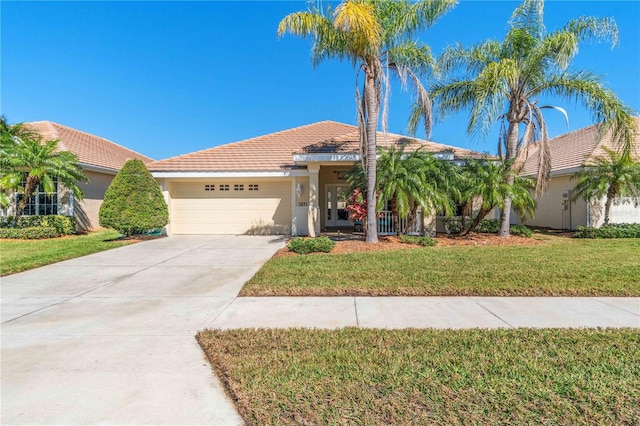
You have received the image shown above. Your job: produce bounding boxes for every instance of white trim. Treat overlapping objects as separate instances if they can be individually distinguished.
[293,153,360,163]
[523,167,582,178]
[151,171,309,178]
[79,163,118,175]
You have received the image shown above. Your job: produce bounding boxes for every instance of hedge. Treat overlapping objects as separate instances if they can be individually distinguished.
[474,219,533,237]
[0,227,60,239]
[399,235,438,246]
[287,237,336,254]
[573,223,640,239]
[0,215,76,235]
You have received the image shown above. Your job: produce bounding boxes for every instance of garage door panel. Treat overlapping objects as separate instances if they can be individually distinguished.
[170,182,291,234]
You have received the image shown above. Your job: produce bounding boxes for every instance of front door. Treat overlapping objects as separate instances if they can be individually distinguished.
[325,185,351,227]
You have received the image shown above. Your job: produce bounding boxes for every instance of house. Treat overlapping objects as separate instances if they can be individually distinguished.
[2,121,154,230]
[517,118,640,229]
[148,120,485,236]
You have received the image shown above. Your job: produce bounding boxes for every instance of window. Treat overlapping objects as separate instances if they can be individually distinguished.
[234,184,244,191]
[249,184,259,191]
[219,184,230,191]
[205,184,215,191]
[16,179,58,216]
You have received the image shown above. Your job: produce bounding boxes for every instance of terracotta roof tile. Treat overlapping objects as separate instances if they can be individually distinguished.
[148,121,487,172]
[26,121,154,171]
[522,117,640,176]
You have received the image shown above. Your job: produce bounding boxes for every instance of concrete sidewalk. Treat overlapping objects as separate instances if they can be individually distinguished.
[210,296,640,329]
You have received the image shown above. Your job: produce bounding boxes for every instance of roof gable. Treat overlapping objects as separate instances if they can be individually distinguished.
[26,121,154,171]
[522,117,640,176]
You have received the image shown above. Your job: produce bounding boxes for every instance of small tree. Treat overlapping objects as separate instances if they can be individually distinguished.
[572,148,640,225]
[99,159,168,236]
[0,116,87,215]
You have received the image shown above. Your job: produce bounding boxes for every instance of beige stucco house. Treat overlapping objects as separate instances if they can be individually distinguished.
[516,118,640,229]
[148,121,485,236]
[2,121,154,230]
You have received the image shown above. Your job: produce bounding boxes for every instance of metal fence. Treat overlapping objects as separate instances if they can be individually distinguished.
[377,210,422,235]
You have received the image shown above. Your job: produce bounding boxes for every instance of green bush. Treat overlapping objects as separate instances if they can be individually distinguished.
[0,226,59,239]
[99,159,169,236]
[474,219,500,233]
[0,215,75,235]
[399,235,437,246]
[474,219,532,237]
[287,237,336,254]
[573,223,640,239]
[510,224,533,237]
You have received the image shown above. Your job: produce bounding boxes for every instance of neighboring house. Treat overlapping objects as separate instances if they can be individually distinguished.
[1,121,154,230]
[516,118,640,229]
[148,120,485,236]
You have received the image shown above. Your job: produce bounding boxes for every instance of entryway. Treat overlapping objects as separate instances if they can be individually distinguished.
[325,184,351,227]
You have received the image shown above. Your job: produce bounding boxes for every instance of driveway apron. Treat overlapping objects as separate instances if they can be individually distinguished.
[1,235,284,425]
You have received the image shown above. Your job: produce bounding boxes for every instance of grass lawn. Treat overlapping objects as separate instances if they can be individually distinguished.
[241,237,640,296]
[0,230,132,276]
[197,328,640,425]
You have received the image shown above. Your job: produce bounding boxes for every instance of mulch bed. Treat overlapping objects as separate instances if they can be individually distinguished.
[273,233,545,258]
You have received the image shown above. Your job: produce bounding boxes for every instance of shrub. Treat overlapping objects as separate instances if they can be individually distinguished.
[287,237,336,254]
[474,219,533,237]
[510,224,533,237]
[573,223,640,239]
[399,235,437,247]
[0,226,59,239]
[474,219,500,233]
[99,159,169,236]
[0,215,75,235]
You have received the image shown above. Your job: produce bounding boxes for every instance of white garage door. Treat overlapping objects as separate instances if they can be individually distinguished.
[170,181,292,234]
[609,198,640,224]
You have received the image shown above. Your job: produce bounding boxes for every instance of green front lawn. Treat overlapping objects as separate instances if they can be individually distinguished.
[0,230,132,276]
[241,237,640,296]
[197,328,640,425]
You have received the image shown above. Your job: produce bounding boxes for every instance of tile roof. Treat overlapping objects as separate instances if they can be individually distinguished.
[148,120,487,172]
[26,121,154,171]
[298,130,488,160]
[521,117,640,176]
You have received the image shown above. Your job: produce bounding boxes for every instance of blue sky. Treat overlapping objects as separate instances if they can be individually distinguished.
[2,1,638,161]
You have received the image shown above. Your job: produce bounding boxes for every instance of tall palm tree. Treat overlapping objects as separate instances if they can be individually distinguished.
[279,0,456,242]
[572,148,640,225]
[429,0,635,237]
[459,159,536,235]
[0,122,87,216]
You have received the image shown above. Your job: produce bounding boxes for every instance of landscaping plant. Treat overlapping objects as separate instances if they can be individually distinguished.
[99,159,168,236]
[573,223,640,239]
[279,0,456,242]
[287,237,336,254]
[430,0,635,237]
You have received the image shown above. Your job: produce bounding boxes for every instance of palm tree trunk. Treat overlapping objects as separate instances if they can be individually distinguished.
[464,206,490,236]
[391,197,400,236]
[364,70,379,243]
[500,120,519,238]
[405,202,419,235]
[604,186,617,225]
[17,175,39,216]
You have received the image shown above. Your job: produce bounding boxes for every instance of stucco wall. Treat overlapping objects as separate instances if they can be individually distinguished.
[521,174,588,230]
[75,170,115,231]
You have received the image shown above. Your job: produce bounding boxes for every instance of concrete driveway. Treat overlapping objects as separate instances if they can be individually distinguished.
[1,235,284,425]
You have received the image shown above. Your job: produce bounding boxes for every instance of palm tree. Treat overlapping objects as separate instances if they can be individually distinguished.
[278,0,456,242]
[347,144,457,236]
[0,121,87,216]
[572,148,640,225]
[430,0,635,237]
[458,159,536,235]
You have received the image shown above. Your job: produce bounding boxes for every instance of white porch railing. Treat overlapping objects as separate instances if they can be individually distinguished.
[377,210,422,235]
